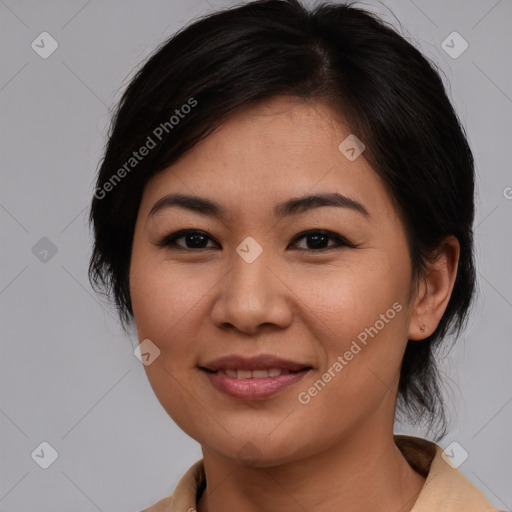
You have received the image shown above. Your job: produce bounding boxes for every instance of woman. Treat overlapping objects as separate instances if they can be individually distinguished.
[88,1,501,510]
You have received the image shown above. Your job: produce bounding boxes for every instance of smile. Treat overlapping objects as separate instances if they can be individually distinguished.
[199,354,313,400]
[208,368,296,378]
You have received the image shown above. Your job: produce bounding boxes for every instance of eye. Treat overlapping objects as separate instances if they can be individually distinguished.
[288,230,355,252]
[157,229,218,250]
[157,229,355,252]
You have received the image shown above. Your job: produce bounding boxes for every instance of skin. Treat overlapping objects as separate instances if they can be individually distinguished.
[129,96,459,512]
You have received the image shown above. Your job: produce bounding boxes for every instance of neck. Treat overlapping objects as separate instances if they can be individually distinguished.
[197,424,425,512]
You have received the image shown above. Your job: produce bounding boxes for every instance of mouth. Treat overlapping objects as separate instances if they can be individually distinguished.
[202,367,303,378]
[199,354,312,400]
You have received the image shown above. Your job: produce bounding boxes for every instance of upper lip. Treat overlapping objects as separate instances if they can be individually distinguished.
[200,354,311,372]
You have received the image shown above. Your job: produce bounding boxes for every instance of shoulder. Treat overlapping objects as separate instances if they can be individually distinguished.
[394,435,502,512]
[138,459,205,512]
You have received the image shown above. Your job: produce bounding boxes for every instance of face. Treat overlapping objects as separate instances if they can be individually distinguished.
[130,96,417,467]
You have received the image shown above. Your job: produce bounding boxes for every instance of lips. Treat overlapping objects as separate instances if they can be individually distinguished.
[200,354,310,373]
[199,354,312,400]
[214,368,293,379]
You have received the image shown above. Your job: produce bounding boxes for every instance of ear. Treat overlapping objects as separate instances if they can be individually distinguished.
[408,235,460,340]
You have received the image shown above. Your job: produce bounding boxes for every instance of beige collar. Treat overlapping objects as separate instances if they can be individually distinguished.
[142,435,499,511]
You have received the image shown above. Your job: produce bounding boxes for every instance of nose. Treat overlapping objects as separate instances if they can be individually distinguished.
[210,251,293,335]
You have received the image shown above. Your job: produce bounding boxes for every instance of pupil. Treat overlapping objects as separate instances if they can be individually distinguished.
[308,234,327,249]
[183,233,329,249]
[187,234,207,248]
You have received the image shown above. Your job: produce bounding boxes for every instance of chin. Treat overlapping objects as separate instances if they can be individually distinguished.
[204,433,311,468]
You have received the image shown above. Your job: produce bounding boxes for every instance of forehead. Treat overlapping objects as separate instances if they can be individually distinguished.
[140,96,392,221]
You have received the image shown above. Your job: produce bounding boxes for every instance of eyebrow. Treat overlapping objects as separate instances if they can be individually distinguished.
[148,192,370,220]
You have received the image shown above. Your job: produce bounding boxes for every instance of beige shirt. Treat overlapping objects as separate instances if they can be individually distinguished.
[141,435,500,511]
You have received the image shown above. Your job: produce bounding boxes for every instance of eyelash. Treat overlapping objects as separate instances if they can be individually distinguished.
[156,229,356,253]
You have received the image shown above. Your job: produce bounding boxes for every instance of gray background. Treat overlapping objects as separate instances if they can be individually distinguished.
[0,0,511,510]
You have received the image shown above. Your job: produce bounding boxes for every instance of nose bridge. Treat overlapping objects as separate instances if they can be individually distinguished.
[233,248,270,301]
[227,244,274,310]
[211,242,292,333]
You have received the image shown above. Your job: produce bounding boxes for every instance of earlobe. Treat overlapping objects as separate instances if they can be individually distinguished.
[408,236,460,340]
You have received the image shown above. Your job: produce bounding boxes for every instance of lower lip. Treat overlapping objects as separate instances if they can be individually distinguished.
[202,369,310,400]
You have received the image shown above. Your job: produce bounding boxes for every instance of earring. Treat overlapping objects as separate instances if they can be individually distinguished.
[420,325,426,335]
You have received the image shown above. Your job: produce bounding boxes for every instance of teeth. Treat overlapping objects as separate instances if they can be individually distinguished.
[251,369,270,378]
[237,369,252,379]
[215,367,291,378]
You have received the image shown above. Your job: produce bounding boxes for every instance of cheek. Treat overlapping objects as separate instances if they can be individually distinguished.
[294,259,407,340]
[130,255,212,346]
[129,255,216,437]
[292,260,410,400]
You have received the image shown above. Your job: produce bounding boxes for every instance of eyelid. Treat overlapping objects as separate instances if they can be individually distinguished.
[156,229,356,251]
[289,230,356,251]
[156,229,219,249]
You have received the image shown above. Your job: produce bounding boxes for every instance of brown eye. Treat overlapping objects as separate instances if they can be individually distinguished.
[157,230,218,250]
[289,230,355,252]
[156,229,355,253]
